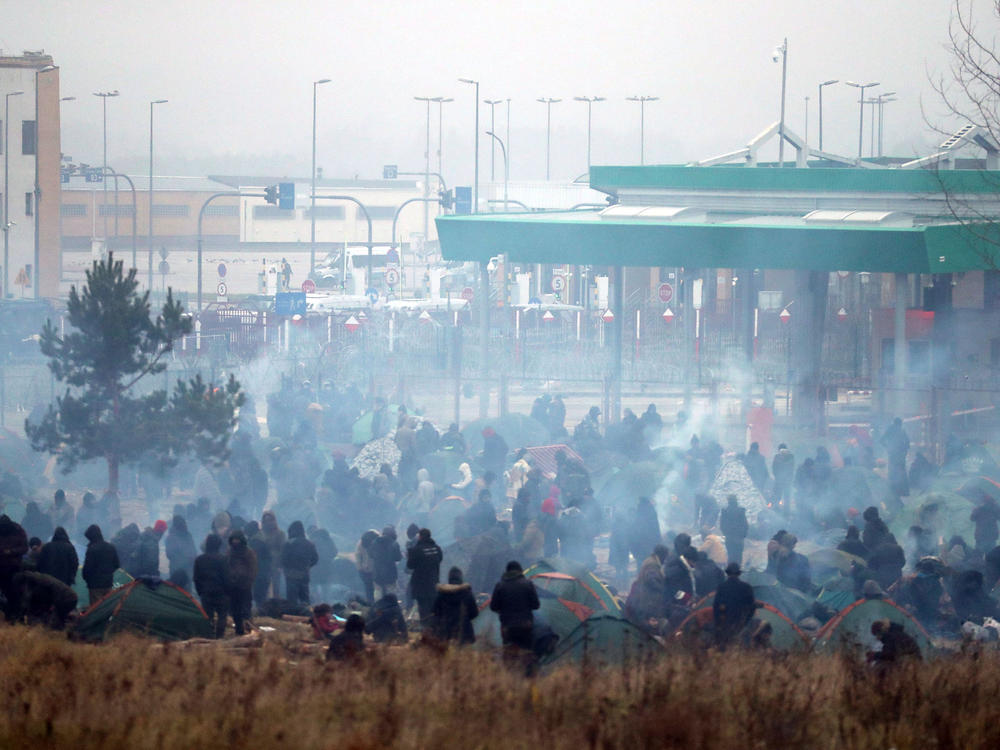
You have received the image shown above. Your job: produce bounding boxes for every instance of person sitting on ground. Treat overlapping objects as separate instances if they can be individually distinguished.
[365,592,408,644]
[837,525,869,559]
[310,603,343,642]
[327,613,366,661]
[869,618,921,664]
[432,566,479,645]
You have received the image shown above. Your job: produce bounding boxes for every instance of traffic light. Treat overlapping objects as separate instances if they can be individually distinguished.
[438,189,454,210]
[264,185,278,205]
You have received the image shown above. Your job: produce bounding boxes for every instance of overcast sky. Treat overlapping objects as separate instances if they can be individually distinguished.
[3,0,990,183]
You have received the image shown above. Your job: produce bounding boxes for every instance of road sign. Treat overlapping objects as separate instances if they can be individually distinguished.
[419,310,433,324]
[542,310,556,322]
[276,292,307,316]
[454,186,472,215]
[657,282,673,304]
[301,279,316,293]
[344,315,359,332]
[779,308,791,324]
[384,267,400,287]
[158,260,170,275]
[216,282,228,296]
[383,164,398,179]
[278,182,295,210]
[551,275,565,292]
[837,307,848,322]
[662,307,675,323]
[460,287,474,301]
[601,309,614,323]
[692,278,704,310]
[217,263,227,278]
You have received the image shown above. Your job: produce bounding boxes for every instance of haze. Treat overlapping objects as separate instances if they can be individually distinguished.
[3,0,987,181]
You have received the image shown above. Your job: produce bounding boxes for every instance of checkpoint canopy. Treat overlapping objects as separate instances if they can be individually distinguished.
[436,166,1000,273]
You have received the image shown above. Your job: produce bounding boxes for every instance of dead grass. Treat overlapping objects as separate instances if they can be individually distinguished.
[1,624,998,749]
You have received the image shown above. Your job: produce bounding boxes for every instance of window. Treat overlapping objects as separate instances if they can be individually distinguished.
[61,204,87,217]
[253,205,294,220]
[204,204,239,217]
[304,205,345,219]
[22,120,36,155]
[98,204,136,217]
[25,192,33,216]
[151,204,189,217]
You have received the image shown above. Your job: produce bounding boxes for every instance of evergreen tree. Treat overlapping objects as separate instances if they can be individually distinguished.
[26,254,244,495]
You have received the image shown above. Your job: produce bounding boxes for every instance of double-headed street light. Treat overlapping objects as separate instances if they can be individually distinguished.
[818,79,838,152]
[458,78,479,213]
[626,95,658,165]
[93,90,119,240]
[537,97,561,180]
[148,98,168,290]
[484,99,503,180]
[845,81,879,159]
[3,90,24,298]
[875,92,897,158]
[415,95,442,249]
[431,96,453,176]
[485,130,508,212]
[310,78,330,275]
[574,96,605,172]
[773,39,788,166]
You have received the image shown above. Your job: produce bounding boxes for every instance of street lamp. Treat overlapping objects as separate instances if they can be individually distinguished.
[484,99,502,181]
[574,96,605,172]
[310,78,330,276]
[537,97,561,180]
[458,78,479,213]
[414,95,439,255]
[772,38,788,166]
[804,95,810,145]
[93,90,119,240]
[626,95,658,165]
[505,98,511,179]
[431,96,453,177]
[845,81,879,159]
[818,79,838,152]
[148,98,167,290]
[3,90,24,299]
[876,92,897,158]
[485,130,508,212]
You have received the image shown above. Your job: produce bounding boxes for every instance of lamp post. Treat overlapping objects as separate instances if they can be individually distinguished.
[773,38,788,166]
[804,95,810,145]
[148,98,167,290]
[574,96,605,172]
[3,90,24,299]
[34,65,57,299]
[845,81,879,159]
[484,99,502,181]
[431,96,452,177]
[93,90,119,241]
[876,92,897,158]
[414,96,436,260]
[458,78,479,213]
[536,97,561,180]
[818,79,838,152]
[505,98,511,178]
[310,78,330,276]
[485,131,508,212]
[626,95,658,165]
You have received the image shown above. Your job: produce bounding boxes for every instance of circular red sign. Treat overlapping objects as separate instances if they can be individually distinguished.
[301,279,316,293]
[460,287,474,301]
[657,283,673,304]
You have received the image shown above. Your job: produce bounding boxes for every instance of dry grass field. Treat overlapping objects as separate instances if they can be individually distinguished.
[1,625,999,749]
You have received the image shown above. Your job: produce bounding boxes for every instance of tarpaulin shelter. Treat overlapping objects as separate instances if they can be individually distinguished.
[813,597,933,654]
[541,611,662,667]
[524,444,585,480]
[708,460,767,524]
[73,578,213,642]
[351,405,400,445]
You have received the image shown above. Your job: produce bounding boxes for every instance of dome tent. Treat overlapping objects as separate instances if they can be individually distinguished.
[73,578,212,642]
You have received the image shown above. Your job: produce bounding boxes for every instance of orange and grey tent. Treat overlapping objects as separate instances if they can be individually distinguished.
[524,558,620,613]
[73,578,213,642]
[673,602,811,651]
[813,597,933,654]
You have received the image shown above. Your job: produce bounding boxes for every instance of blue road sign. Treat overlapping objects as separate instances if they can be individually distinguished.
[275,292,307,316]
[454,186,472,215]
[278,182,295,210]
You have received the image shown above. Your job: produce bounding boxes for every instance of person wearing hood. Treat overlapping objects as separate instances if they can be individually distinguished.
[81,524,120,607]
[490,561,540,650]
[49,490,75,535]
[415,468,436,514]
[74,492,102,545]
[309,527,338,603]
[37,527,78,587]
[111,523,142,577]
[282,520,319,606]
[365,592,408,644]
[741,442,769,493]
[480,427,509,482]
[838,525,869,559]
[243,521,272,609]
[713,562,756,648]
[539,486,561,557]
[719,495,749,567]
[516,519,545,566]
[165,515,197,587]
[880,418,911,499]
[440,423,466,455]
[406,528,443,625]
[433,566,478,644]
[771,444,795,511]
[21,502,53,544]
[260,511,286,599]
[226,529,258,635]
[463,488,498,538]
[629,497,662,565]
[135,521,167,578]
[869,618,921,665]
[862,506,892,552]
[371,525,402,597]
[355,529,379,604]
[193,534,230,638]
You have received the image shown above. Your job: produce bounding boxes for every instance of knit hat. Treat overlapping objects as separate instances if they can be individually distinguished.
[153,519,168,535]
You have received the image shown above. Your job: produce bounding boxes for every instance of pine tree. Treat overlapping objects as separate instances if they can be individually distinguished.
[26,254,245,495]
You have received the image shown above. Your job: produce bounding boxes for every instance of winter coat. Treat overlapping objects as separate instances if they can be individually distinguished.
[713,576,756,637]
[226,532,258,591]
[371,533,402,586]
[867,541,906,590]
[193,552,230,600]
[165,525,197,579]
[775,551,812,593]
[135,529,161,578]
[260,512,286,573]
[862,517,892,552]
[516,520,545,564]
[310,529,338,585]
[282,522,319,582]
[489,569,539,628]
[433,582,478,643]
[629,500,662,561]
[37,527,78,586]
[365,596,408,643]
[82,526,120,590]
[630,554,667,620]
[406,537,443,600]
[719,505,749,542]
[50,502,75,534]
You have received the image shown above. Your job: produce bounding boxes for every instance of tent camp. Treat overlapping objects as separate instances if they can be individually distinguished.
[474,587,597,648]
[524,558,621,613]
[708,460,767,524]
[442,531,513,596]
[692,580,813,624]
[73,578,213,642]
[541,612,663,667]
[72,566,132,611]
[673,603,811,652]
[813,597,934,655]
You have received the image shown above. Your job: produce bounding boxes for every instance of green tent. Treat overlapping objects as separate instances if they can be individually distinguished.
[524,558,621,613]
[889,491,976,547]
[693,579,813,623]
[808,548,866,579]
[673,603,810,652]
[474,588,596,648]
[72,566,133,611]
[813,597,934,655]
[73,578,213,642]
[541,612,663,667]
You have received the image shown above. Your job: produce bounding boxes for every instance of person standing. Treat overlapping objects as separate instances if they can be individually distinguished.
[741,442,769,494]
[226,530,258,636]
[771,444,795,512]
[880,418,910,498]
[49,490,75,535]
[193,533,229,639]
[165,515,197,587]
[37,527,78,587]
[713,562,756,648]
[406,528,443,626]
[371,526,402,598]
[81,524,120,607]
[490,561,540,653]
[433,566,479,644]
[719,495,749,567]
[281,520,318,606]
[260,511,286,599]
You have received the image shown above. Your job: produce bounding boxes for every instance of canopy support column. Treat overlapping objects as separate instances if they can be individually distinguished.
[479,260,490,418]
[893,272,908,417]
[611,266,624,422]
